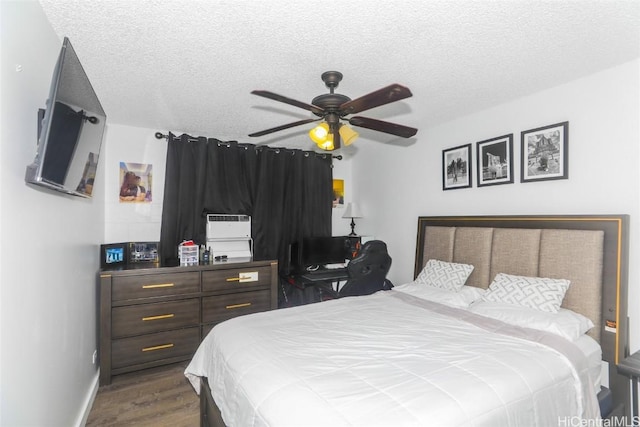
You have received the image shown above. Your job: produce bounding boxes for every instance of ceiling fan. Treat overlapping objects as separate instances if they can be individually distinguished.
[248,71,418,151]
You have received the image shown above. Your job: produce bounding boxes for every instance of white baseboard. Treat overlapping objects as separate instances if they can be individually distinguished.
[75,369,100,427]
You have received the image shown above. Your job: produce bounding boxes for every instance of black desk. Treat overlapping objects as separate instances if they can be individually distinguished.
[299,267,349,283]
[290,267,350,298]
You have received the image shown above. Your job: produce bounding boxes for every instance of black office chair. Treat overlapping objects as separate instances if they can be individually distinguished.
[326,240,393,298]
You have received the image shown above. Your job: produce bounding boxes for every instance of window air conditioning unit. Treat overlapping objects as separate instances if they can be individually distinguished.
[206,214,251,239]
[206,214,252,259]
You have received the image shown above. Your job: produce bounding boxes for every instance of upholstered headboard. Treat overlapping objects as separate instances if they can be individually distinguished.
[414,215,630,416]
[418,225,604,340]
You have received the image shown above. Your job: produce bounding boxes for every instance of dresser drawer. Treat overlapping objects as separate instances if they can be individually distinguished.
[112,272,200,301]
[202,289,271,324]
[202,266,272,293]
[111,327,200,369]
[112,299,200,339]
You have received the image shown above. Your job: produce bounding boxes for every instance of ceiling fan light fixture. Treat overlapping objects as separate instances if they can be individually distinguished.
[339,124,359,146]
[309,122,329,144]
[249,71,417,147]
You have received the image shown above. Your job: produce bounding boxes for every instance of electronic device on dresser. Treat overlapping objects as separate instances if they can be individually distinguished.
[25,37,107,198]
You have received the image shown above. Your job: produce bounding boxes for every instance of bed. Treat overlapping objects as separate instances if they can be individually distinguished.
[185,215,630,426]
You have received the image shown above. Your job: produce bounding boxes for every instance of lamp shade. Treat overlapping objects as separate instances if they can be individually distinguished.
[338,124,359,146]
[342,202,363,219]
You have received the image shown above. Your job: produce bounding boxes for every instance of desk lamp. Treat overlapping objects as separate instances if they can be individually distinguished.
[342,203,363,237]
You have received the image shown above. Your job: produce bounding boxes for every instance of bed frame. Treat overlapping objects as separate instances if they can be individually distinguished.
[201,377,225,427]
[199,214,630,426]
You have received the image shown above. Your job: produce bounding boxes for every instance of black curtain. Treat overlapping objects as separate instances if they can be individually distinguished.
[159,133,333,272]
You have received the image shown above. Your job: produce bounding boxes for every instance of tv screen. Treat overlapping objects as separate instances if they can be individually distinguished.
[25,37,106,198]
[300,236,348,268]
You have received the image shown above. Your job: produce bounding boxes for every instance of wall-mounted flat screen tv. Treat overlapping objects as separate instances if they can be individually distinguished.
[25,37,106,198]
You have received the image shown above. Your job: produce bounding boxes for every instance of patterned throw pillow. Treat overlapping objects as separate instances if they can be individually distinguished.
[482,273,570,313]
[415,259,474,291]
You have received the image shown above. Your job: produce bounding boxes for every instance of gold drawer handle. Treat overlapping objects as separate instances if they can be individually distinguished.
[226,302,252,310]
[142,283,175,289]
[142,343,174,352]
[226,272,258,283]
[142,314,175,321]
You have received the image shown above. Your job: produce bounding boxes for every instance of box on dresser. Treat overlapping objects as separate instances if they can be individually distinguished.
[99,259,277,385]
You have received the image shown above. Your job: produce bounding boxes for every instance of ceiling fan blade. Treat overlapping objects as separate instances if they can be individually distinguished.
[339,84,413,115]
[248,118,320,137]
[251,90,325,116]
[349,116,418,138]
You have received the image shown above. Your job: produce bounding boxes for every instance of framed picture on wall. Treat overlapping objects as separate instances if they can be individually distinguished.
[119,162,153,202]
[442,143,472,190]
[521,121,569,183]
[476,134,514,187]
[332,179,344,208]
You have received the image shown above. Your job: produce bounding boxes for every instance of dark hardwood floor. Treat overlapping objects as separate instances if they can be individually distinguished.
[86,362,199,426]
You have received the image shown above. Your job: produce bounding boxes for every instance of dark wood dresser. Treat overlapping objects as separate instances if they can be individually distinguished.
[99,259,277,385]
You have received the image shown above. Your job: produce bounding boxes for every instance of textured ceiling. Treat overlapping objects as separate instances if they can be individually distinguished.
[39,0,639,152]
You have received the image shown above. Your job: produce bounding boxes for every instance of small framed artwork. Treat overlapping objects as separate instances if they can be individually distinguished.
[100,243,128,270]
[119,162,153,203]
[476,134,514,187]
[128,241,159,264]
[521,121,569,183]
[442,143,472,190]
[332,179,344,208]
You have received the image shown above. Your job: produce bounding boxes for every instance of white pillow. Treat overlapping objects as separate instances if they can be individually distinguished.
[415,259,474,291]
[394,283,485,308]
[470,301,594,341]
[482,273,570,313]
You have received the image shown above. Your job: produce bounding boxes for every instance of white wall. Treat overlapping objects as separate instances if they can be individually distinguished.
[353,60,640,349]
[1,1,105,425]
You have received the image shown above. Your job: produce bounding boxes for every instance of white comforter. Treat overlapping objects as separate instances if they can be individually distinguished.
[185,290,600,426]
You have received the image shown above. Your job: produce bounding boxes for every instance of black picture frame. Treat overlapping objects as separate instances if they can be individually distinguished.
[128,241,159,264]
[100,242,128,270]
[476,134,514,187]
[521,121,569,183]
[442,143,472,190]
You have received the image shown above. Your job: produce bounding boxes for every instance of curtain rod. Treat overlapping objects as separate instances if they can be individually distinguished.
[154,132,342,160]
[155,132,198,143]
